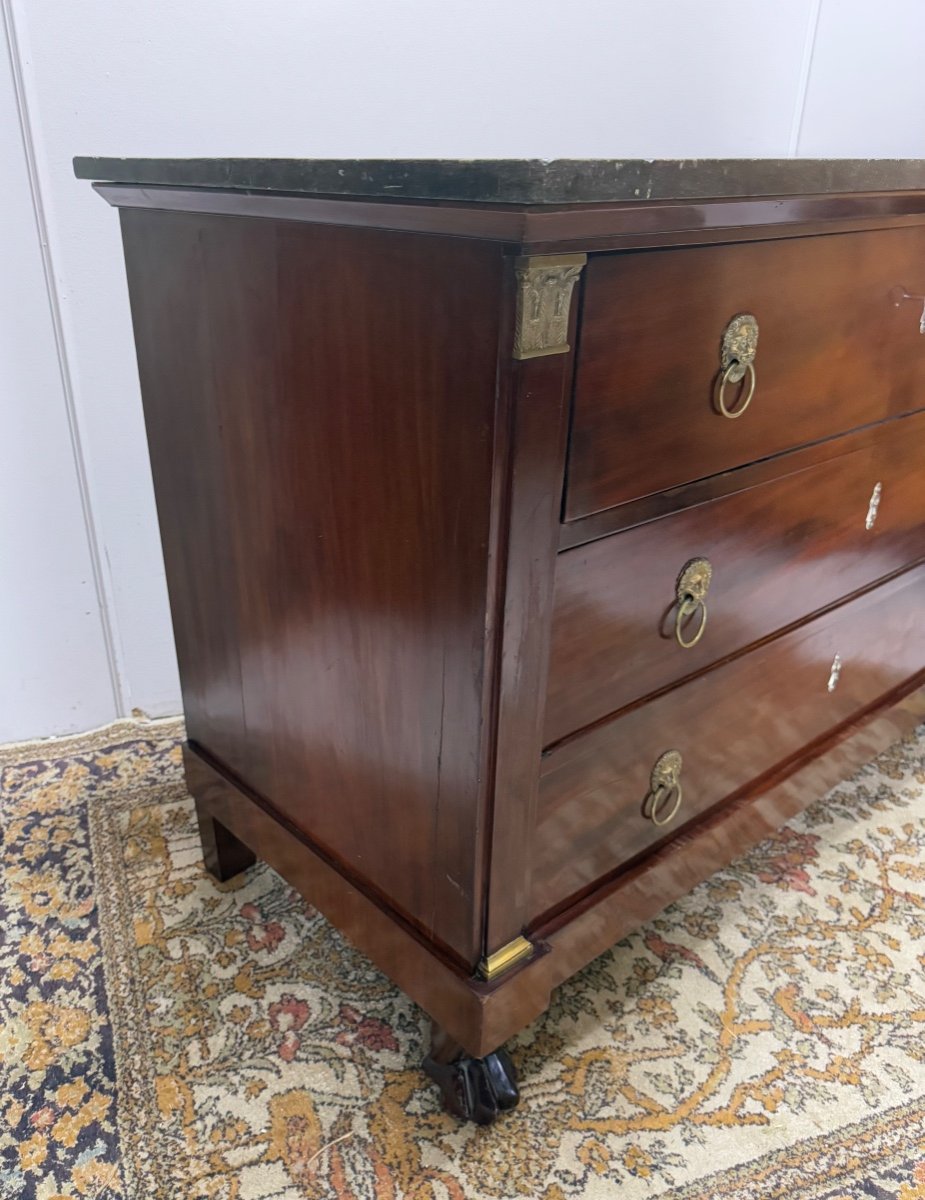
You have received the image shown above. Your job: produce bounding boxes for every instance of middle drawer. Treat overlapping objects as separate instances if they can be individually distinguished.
[544,413,925,747]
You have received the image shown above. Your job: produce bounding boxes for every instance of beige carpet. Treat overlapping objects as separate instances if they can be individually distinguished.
[2,718,925,1198]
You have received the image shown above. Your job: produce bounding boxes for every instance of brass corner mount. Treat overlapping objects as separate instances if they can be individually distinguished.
[479,934,534,981]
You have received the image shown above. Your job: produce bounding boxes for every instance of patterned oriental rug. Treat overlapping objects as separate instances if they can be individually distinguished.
[2,720,925,1199]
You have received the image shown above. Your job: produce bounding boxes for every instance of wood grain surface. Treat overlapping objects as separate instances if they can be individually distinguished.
[534,565,925,921]
[122,208,506,966]
[547,410,925,744]
[567,227,925,519]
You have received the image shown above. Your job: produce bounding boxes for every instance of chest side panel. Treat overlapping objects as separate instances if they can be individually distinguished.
[121,209,505,965]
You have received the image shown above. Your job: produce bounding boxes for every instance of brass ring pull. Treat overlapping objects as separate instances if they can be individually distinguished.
[675,594,708,648]
[648,780,684,826]
[716,359,756,419]
[674,557,712,650]
[717,313,759,420]
[644,750,683,827]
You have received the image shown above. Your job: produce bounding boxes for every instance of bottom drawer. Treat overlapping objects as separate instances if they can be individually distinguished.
[532,565,925,922]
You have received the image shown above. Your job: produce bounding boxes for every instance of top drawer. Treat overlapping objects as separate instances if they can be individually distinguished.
[566,227,925,521]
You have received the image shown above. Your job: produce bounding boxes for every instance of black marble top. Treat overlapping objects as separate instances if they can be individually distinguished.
[73,158,925,205]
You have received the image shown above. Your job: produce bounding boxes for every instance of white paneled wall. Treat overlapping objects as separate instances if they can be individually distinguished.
[0,9,118,741]
[799,0,925,155]
[3,0,925,742]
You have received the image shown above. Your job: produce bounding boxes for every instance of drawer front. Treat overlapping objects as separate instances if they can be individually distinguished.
[532,565,925,922]
[566,227,925,520]
[545,413,925,746]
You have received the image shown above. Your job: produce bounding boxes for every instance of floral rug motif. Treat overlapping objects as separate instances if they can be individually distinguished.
[2,718,925,1198]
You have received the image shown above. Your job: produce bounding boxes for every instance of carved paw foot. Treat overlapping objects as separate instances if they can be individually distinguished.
[422,1048,520,1124]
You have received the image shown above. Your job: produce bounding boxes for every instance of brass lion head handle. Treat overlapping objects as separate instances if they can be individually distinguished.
[716,313,759,419]
[643,750,684,827]
[675,557,712,649]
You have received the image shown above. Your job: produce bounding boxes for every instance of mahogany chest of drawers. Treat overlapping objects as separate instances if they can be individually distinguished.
[77,157,925,1123]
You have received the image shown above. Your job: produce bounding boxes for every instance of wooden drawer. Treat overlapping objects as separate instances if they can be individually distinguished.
[545,413,925,747]
[566,227,925,521]
[533,565,925,922]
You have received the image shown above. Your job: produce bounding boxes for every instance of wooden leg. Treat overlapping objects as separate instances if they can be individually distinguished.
[195,799,256,881]
[422,1020,520,1124]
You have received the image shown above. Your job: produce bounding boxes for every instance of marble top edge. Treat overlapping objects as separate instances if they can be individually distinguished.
[72,157,925,204]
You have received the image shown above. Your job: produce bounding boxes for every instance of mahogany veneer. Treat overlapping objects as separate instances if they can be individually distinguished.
[80,158,925,1122]
[538,565,925,918]
[546,411,925,744]
[567,227,925,517]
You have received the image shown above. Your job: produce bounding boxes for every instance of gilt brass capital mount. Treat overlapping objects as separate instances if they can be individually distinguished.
[512,253,587,360]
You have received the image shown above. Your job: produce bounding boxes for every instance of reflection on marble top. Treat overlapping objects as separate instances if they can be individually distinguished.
[72,158,925,205]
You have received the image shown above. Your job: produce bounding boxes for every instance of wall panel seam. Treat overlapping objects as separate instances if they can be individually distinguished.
[788,0,823,156]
